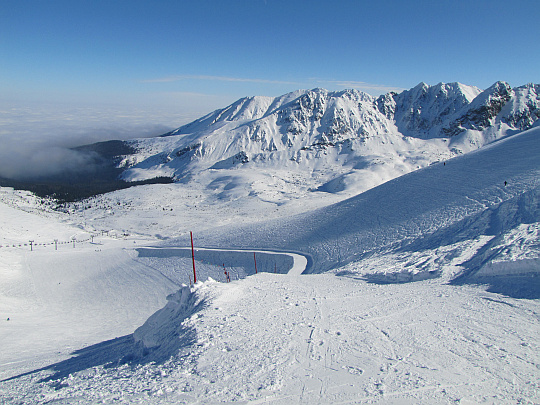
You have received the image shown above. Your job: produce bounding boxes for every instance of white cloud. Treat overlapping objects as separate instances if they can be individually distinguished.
[142,74,302,86]
[142,74,405,97]
[317,80,407,95]
[0,100,189,180]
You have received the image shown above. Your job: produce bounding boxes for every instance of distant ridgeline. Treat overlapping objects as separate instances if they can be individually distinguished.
[0,140,173,202]
[118,81,540,187]
[0,176,174,203]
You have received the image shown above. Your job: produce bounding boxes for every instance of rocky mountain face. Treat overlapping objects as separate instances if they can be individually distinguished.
[386,82,481,137]
[86,81,540,201]
[501,83,540,129]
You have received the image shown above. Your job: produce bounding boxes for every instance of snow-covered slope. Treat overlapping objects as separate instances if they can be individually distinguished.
[187,124,540,280]
[120,87,428,201]
[1,123,538,404]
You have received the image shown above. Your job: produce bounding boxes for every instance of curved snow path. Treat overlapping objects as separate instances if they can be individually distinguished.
[138,246,309,275]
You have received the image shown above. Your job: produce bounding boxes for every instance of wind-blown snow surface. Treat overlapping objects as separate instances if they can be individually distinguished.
[0,128,539,403]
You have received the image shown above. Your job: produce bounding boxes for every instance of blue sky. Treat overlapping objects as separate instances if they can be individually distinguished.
[1,0,539,145]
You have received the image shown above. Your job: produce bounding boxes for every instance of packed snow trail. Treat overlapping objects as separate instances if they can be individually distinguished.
[3,274,538,404]
[0,238,181,381]
[136,246,309,276]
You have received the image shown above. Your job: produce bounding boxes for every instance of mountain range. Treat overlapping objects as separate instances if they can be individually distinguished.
[107,81,538,199]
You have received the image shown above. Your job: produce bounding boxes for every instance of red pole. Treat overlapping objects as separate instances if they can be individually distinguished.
[190,231,197,284]
[254,252,258,274]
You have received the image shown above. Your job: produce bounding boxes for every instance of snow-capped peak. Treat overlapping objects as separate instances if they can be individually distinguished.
[390,81,482,137]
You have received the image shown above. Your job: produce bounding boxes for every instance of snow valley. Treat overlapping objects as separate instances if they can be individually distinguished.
[0,81,539,404]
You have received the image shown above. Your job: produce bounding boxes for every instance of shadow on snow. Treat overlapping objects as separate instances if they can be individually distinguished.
[1,297,207,384]
[347,188,540,299]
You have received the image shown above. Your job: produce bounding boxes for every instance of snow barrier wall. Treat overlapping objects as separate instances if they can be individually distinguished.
[136,247,294,276]
[133,284,206,357]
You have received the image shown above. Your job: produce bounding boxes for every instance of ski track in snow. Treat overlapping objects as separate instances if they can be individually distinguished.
[1,235,539,403]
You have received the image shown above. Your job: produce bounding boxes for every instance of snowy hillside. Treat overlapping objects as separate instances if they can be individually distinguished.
[0,116,538,403]
[194,125,540,277]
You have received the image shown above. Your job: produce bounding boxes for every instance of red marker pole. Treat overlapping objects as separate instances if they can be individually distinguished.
[253,252,258,274]
[190,231,197,284]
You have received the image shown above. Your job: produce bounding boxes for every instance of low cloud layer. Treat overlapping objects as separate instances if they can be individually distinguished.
[0,101,193,181]
[0,140,102,180]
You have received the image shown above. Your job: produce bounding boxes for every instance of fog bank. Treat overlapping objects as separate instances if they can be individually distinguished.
[0,101,197,181]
